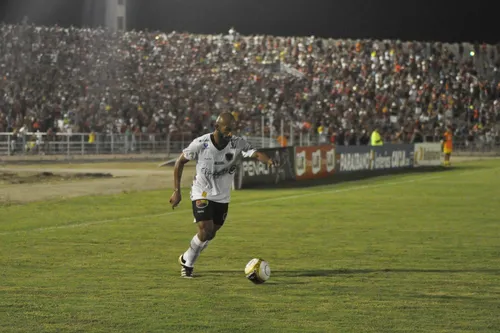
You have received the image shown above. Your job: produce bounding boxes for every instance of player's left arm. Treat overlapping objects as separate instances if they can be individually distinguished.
[237,138,278,167]
[251,151,278,167]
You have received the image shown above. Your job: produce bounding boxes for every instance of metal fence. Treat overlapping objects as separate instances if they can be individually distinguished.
[1,121,499,157]
[0,131,196,157]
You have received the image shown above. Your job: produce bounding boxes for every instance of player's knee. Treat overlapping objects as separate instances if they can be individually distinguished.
[198,229,213,242]
[207,224,223,240]
[200,229,215,241]
[198,221,215,242]
[207,231,217,241]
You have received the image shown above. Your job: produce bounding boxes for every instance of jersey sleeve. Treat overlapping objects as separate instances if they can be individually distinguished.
[182,138,204,161]
[238,138,257,158]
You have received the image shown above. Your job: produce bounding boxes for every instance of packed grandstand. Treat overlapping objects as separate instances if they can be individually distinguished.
[1,24,499,148]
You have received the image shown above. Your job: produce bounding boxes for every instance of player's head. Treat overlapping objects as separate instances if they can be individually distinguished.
[215,112,235,142]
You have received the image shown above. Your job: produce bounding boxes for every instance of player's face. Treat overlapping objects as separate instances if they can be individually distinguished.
[218,122,233,140]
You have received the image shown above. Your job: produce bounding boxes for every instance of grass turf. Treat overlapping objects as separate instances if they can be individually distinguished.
[1,160,499,333]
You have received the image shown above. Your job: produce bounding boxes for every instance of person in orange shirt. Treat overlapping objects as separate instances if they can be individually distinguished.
[443,126,453,167]
[277,135,288,147]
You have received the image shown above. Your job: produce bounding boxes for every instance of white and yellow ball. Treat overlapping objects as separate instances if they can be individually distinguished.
[245,258,271,284]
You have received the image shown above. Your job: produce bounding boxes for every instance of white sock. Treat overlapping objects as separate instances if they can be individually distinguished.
[182,234,209,267]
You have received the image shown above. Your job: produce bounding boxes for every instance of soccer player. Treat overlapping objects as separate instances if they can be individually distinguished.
[169,112,277,278]
[443,126,453,167]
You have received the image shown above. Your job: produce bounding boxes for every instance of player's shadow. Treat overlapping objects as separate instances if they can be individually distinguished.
[449,163,495,171]
[275,268,500,277]
[203,270,307,284]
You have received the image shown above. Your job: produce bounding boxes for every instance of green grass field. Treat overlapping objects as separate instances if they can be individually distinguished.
[1,160,500,333]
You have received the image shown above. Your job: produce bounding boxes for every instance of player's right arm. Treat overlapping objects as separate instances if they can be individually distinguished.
[169,138,202,209]
[169,153,190,209]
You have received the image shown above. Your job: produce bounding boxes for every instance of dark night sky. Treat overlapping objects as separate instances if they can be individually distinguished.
[0,0,498,43]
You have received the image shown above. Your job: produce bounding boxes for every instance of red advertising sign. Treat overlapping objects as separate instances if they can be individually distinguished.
[295,146,336,180]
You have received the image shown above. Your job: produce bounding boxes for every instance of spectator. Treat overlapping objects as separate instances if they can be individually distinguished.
[0,23,498,149]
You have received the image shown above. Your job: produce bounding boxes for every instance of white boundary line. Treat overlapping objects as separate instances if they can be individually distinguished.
[0,167,496,236]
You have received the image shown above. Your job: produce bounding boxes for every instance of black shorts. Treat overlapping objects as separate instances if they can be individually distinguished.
[192,200,229,226]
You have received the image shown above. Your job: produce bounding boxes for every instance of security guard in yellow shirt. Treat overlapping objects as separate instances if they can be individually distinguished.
[88,131,96,144]
[370,127,383,146]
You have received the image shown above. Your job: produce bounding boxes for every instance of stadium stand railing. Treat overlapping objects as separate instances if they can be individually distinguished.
[0,131,194,157]
[1,130,499,158]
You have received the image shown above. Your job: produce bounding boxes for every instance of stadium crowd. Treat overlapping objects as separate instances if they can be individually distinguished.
[1,23,500,148]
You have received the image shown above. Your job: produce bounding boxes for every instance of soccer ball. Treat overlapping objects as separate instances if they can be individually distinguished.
[245,258,271,284]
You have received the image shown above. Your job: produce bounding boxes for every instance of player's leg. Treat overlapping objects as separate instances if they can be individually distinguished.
[179,200,215,277]
[212,202,229,237]
[181,203,228,269]
[444,150,451,166]
[179,220,213,266]
[443,148,450,166]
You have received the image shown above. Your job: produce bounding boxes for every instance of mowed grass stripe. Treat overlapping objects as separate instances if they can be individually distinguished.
[0,160,499,332]
[1,162,498,235]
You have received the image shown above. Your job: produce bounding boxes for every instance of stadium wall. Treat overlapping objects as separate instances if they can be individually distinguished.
[105,0,127,31]
[234,143,445,190]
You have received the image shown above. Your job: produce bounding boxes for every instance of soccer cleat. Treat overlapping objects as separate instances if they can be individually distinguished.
[179,255,194,278]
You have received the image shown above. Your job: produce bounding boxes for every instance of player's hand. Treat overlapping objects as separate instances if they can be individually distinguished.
[267,159,279,168]
[169,190,181,210]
